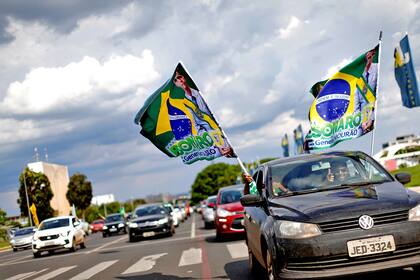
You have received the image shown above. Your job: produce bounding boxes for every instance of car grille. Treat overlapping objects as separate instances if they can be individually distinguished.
[39,234,59,241]
[286,244,420,271]
[318,210,408,233]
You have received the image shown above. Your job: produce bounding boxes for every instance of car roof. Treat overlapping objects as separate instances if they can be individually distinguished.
[261,151,367,167]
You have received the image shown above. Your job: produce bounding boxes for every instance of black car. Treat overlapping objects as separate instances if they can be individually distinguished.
[128,204,174,242]
[102,213,127,237]
[241,151,420,279]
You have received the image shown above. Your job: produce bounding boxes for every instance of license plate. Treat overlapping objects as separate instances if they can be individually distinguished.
[45,241,55,246]
[347,235,395,257]
[143,231,155,237]
[109,228,117,232]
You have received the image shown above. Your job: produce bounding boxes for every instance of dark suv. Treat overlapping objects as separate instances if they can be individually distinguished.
[241,151,420,279]
[102,213,127,237]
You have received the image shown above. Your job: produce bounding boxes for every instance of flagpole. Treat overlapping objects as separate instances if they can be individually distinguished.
[178,61,249,175]
[370,31,383,157]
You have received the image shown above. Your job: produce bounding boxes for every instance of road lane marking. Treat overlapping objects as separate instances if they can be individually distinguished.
[178,248,202,267]
[191,214,196,239]
[2,255,33,265]
[85,235,126,254]
[5,269,48,280]
[32,266,76,280]
[69,260,118,280]
[226,242,248,259]
[122,253,167,274]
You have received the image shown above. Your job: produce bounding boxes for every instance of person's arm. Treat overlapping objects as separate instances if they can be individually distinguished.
[243,173,257,195]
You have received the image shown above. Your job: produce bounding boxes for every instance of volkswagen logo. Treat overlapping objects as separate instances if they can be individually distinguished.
[358,215,374,230]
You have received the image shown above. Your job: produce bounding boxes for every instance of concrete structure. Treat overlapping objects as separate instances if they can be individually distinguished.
[91,194,115,206]
[27,162,71,216]
[374,134,420,171]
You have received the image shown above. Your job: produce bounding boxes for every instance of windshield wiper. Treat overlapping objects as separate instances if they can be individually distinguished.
[335,179,392,187]
[290,185,351,195]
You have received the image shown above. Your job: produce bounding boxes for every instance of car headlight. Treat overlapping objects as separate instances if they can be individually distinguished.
[33,235,39,241]
[216,207,232,217]
[129,222,138,228]
[118,223,125,228]
[60,230,71,237]
[409,205,420,221]
[10,239,16,244]
[103,226,108,229]
[158,217,169,225]
[278,221,321,239]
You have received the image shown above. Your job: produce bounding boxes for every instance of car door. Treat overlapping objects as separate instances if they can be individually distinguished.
[72,218,82,242]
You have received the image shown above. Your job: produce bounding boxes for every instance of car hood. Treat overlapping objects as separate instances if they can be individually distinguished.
[12,234,33,241]
[131,214,167,223]
[269,182,418,222]
[218,201,244,213]
[35,227,72,237]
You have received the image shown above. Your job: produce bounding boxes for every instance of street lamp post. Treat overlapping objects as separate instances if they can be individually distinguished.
[23,170,33,227]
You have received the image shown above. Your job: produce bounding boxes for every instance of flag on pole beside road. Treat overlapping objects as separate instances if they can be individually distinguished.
[281,134,289,157]
[305,44,379,150]
[293,124,305,154]
[134,62,235,164]
[30,203,39,226]
[394,35,420,108]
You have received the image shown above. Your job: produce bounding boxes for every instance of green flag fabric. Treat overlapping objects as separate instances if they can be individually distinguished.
[305,45,379,150]
[134,62,235,164]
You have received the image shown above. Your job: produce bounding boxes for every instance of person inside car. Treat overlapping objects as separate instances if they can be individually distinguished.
[327,161,350,184]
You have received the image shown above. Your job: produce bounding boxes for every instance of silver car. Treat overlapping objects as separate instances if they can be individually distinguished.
[9,227,36,252]
[203,195,217,229]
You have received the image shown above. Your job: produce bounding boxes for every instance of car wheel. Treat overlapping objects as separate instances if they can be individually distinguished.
[265,248,279,280]
[248,247,262,275]
[80,242,86,249]
[70,239,77,252]
[413,265,420,274]
[33,252,41,258]
[204,222,209,229]
[13,248,17,252]
[129,235,137,242]
[102,233,107,238]
[216,231,223,241]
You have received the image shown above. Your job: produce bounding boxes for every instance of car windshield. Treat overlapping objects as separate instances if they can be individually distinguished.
[270,154,393,196]
[135,205,167,217]
[93,220,104,224]
[207,197,217,205]
[14,228,34,236]
[105,215,123,223]
[39,218,69,230]
[220,189,243,204]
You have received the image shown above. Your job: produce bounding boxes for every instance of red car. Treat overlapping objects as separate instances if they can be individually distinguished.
[215,184,245,240]
[89,219,105,233]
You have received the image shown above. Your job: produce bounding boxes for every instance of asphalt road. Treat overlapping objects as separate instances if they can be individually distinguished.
[0,213,418,280]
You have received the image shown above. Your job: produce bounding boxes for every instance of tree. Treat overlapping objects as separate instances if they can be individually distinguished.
[0,208,6,225]
[191,163,241,204]
[66,173,93,219]
[18,168,54,224]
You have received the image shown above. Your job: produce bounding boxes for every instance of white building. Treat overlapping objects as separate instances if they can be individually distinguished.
[373,134,420,171]
[91,194,115,206]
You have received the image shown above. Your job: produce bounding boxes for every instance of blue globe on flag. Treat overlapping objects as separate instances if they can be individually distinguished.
[315,79,351,122]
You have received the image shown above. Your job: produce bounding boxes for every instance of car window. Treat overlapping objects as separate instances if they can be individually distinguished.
[105,214,124,223]
[39,218,69,230]
[135,205,167,217]
[220,189,243,204]
[14,228,34,236]
[270,154,392,196]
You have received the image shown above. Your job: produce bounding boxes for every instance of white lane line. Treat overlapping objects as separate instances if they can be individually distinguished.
[85,235,126,254]
[32,266,76,280]
[190,214,196,239]
[226,242,248,259]
[2,255,32,265]
[69,260,118,280]
[5,268,48,280]
[178,248,202,267]
[122,253,167,275]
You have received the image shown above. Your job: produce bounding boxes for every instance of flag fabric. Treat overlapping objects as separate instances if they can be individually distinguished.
[394,35,420,108]
[293,124,305,154]
[305,45,379,150]
[134,62,235,164]
[30,203,39,226]
[281,134,289,157]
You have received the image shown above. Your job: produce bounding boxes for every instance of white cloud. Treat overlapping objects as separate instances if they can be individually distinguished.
[1,50,159,114]
[217,107,252,128]
[323,58,353,79]
[278,16,301,39]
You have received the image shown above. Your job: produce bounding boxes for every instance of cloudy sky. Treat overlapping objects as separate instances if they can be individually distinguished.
[1,0,419,216]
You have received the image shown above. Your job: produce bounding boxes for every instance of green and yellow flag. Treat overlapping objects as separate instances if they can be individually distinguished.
[305,45,379,150]
[134,62,235,164]
[30,203,39,226]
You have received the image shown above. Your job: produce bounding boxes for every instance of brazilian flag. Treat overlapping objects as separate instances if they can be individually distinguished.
[305,45,379,150]
[281,134,289,157]
[134,62,235,164]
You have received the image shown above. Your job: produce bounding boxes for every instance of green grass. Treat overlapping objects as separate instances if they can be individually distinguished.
[390,164,420,187]
[0,240,10,250]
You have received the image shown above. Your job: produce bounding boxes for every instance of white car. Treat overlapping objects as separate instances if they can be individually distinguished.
[32,216,86,258]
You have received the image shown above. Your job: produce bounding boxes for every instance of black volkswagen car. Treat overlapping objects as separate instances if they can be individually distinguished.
[241,151,420,279]
[102,213,127,237]
[128,204,174,242]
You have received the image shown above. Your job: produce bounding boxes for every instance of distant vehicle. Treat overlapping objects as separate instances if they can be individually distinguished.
[32,216,86,258]
[9,227,36,251]
[79,219,90,235]
[242,151,420,279]
[128,204,175,242]
[203,195,217,229]
[102,213,127,237]
[215,184,245,240]
[163,203,179,227]
[89,219,105,233]
[172,206,184,223]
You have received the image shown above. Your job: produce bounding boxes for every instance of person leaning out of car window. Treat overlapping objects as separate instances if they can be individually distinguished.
[243,173,291,195]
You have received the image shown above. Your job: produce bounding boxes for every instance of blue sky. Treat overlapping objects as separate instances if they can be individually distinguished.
[0,0,419,215]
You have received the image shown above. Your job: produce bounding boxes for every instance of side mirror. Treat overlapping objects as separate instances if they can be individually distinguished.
[33,228,38,232]
[240,194,264,207]
[73,221,80,227]
[395,172,411,185]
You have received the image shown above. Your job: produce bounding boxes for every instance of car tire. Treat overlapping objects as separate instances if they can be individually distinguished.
[248,247,262,275]
[102,233,107,238]
[33,252,41,258]
[13,248,17,252]
[265,248,280,280]
[70,239,77,252]
[204,222,209,229]
[129,235,136,242]
[216,231,223,241]
[80,242,86,249]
